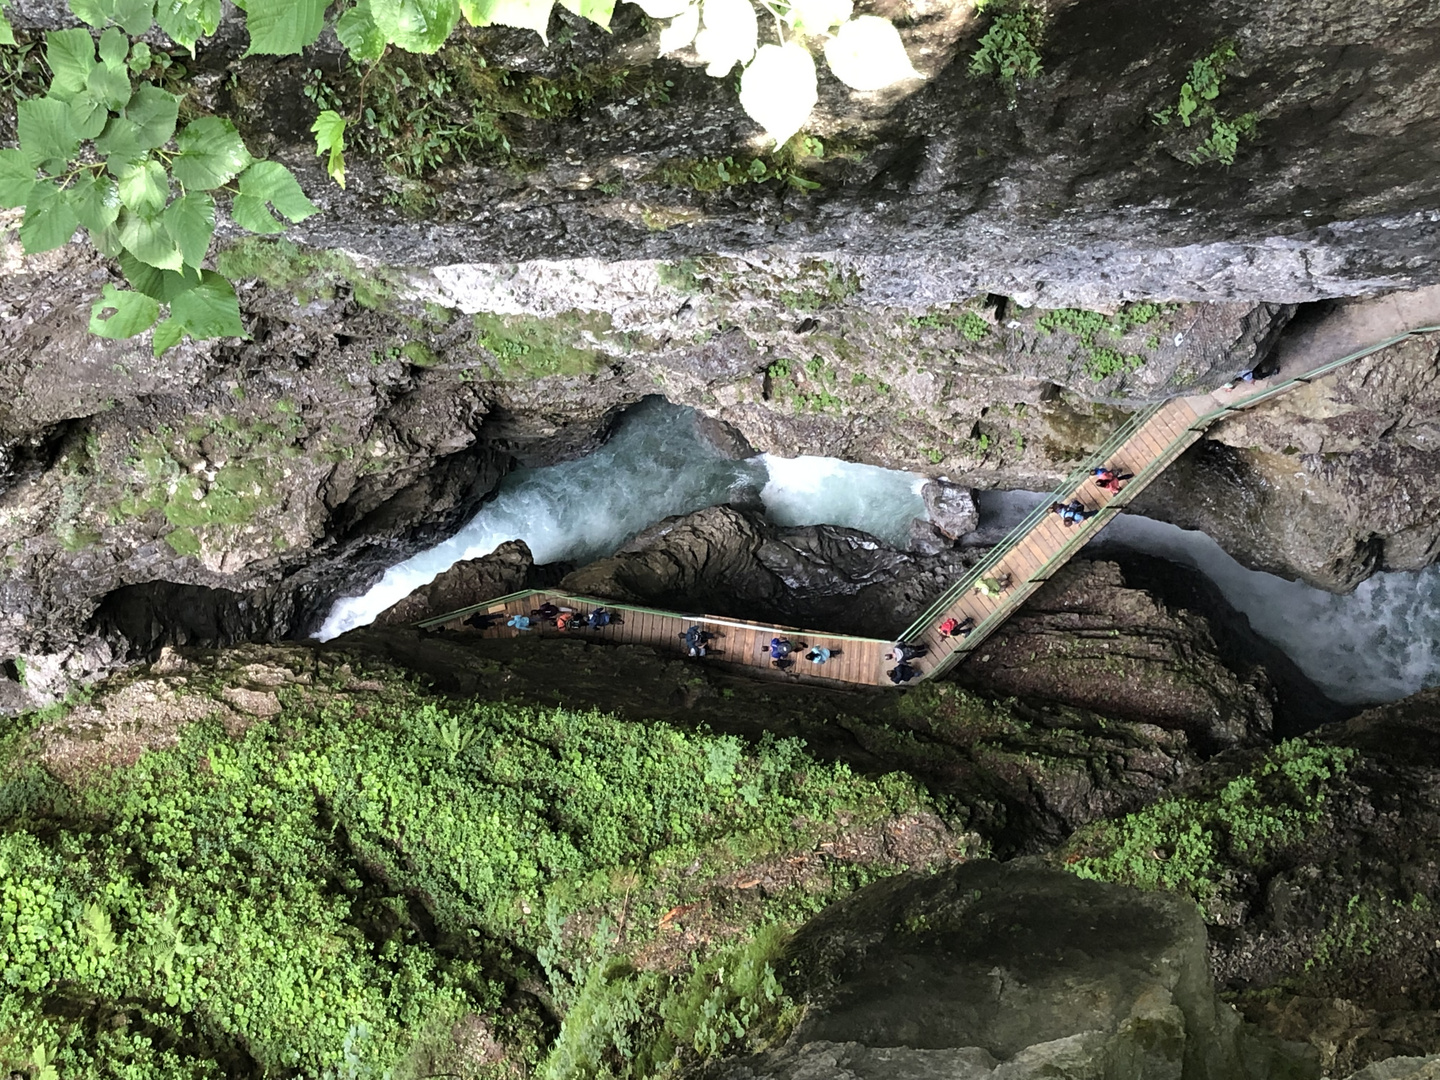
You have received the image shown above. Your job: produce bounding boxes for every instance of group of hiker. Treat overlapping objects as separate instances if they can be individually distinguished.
[466,458,1145,683]
[1050,465,1134,527]
[757,637,839,669]
[470,601,620,634]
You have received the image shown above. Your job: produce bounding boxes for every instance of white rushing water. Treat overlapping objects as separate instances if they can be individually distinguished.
[317,399,1440,704]
[971,491,1440,705]
[315,399,927,639]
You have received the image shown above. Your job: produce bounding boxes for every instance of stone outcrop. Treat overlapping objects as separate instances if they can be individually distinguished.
[1056,696,1440,1076]
[1138,307,1440,590]
[371,539,540,626]
[558,504,979,637]
[703,860,1314,1080]
[951,557,1343,751]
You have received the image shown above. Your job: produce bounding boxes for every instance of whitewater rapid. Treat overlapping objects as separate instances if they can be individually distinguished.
[315,400,927,640]
[316,400,1440,705]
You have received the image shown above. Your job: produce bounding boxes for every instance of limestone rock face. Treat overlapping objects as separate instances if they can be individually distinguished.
[705,861,1312,1080]
[372,540,539,626]
[558,505,977,637]
[1138,329,1440,590]
[921,481,980,540]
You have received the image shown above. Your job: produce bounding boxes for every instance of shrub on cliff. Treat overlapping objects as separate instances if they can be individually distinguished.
[0,652,943,1078]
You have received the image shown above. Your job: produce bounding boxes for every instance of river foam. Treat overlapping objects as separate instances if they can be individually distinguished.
[316,400,1440,705]
[315,399,927,640]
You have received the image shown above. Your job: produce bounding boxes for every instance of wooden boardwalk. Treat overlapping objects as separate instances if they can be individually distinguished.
[420,591,896,688]
[417,319,1440,688]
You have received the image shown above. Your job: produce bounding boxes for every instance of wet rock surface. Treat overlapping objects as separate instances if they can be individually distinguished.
[1054,695,1440,1076]
[951,556,1345,751]
[371,539,546,626]
[701,860,1312,1080]
[1134,297,1440,589]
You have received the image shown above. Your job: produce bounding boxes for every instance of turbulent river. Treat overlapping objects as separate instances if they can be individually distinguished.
[317,399,1440,705]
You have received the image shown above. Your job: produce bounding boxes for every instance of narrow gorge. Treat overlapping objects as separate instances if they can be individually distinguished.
[2,0,1440,1075]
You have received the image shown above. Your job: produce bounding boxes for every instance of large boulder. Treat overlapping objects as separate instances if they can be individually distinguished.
[705,860,1313,1080]
[1059,697,1440,1076]
[558,505,979,637]
[951,557,1342,751]
[371,539,539,626]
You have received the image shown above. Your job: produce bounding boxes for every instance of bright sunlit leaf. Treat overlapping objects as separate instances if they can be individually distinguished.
[631,0,690,17]
[823,15,921,92]
[693,0,755,77]
[738,41,816,146]
[659,1,698,53]
[785,0,849,32]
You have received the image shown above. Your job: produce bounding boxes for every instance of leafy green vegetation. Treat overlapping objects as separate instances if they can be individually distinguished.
[0,654,938,1078]
[968,0,1044,107]
[1036,302,1171,382]
[909,306,991,341]
[472,310,614,379]
[0,20,317,354]
[1063,740,1356,906]
[1152,42,1259,166]
[214,236,402,309]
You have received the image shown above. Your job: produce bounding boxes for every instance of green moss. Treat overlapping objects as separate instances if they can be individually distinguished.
[657,259,704,294]
[400,341,440,367]
[1062,740,1356,907]
[473,310,613,379]
[1036,302,1176,382]
[0,651,936,1079]
[214,238,403,309]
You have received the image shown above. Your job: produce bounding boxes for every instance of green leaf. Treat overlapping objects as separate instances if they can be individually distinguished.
[557,0,611,29]
[96,117,147,169]
[489,0,554,37]
[155,0,220,53]
[231,193,282,234]
[71,171,122,231]
[114,0,156,34]
[46,29,98,99]
[117,158,168,214]
[336,0,385,61]
[118,208,184,270]
[69,89,111,139]
[310,110,346,188]
[87,58,132,111]
[370,0,460,53]
[169,270,244,341]
[120,249,199,300]
[234,0,326,55]
[17,97,80,169]
[126,84,180,148]
[98,26,128,64]
[89,282,159,337]
[152,315,184,355]
[20,183,80,253]
[162,190,214,268]
[232,159,318,232]
[0,148,35,209]
[92,223,124,257]
[171,116,251,189]
[0,4,15,46]
[128,41,153,74]
[68,0,116,29]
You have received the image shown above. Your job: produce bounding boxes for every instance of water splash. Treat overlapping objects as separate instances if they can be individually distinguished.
[972,490,1440,704]
[315,400,928,640]
[759,454,928,548]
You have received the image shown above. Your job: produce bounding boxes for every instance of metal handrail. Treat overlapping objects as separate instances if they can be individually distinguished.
[896,402,1164,643]
[413,323,1440,687]
[417,587,894,645]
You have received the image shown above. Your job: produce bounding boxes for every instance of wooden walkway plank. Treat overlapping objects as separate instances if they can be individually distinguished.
[414,330,1440,688]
